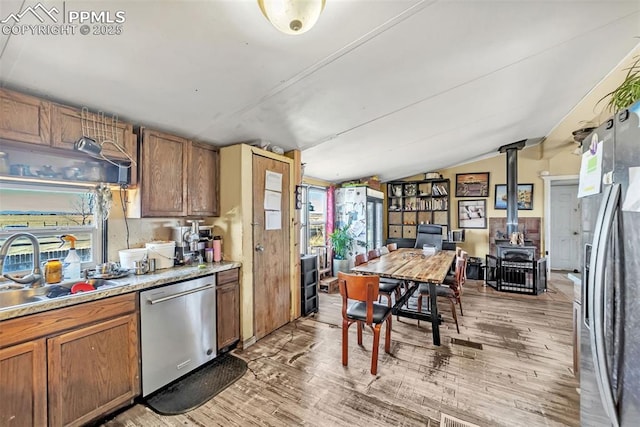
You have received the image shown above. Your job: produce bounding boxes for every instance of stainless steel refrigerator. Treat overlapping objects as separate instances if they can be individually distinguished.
[580,100,640,426]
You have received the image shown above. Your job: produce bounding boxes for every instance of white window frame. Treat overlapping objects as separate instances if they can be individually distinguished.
[0,181,103,277]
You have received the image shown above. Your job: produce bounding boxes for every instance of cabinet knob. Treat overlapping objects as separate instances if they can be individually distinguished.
[255,244,265,252]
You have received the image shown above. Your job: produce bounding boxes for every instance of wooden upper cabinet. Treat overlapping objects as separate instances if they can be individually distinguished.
[0,88,51,145]
[140,129,187,217]
[51,103,136,161]
[188,141,219,217]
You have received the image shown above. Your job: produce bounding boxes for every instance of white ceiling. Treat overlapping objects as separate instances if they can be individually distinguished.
[1,0,639,182]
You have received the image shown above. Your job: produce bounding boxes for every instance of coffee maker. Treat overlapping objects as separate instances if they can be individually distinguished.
[171,221,212,264]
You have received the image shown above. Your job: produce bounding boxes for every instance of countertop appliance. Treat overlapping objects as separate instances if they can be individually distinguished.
[172,224,213,263]
[139,275,217,396]
[580,100,640,426]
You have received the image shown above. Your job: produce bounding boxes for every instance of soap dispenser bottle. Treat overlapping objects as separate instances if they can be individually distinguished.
[61,234,81,281]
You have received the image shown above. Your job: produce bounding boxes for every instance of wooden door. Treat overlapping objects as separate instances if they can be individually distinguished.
[0,88,51,145]
[47,314,140,427]
[253,154,291,339]
[187,141,220,216]
[550,183,581,270]
[140,129,187,217]
[0,340,47,427]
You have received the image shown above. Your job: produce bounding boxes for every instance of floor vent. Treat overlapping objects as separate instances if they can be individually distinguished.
[440,413,481,427]
[451,338,483,350]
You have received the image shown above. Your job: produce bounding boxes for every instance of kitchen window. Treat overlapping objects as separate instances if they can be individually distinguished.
[0,182,104,276]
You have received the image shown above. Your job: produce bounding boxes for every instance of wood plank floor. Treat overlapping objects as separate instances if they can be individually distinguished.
[102,272,579,427]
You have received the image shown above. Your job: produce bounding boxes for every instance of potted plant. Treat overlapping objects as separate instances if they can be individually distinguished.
[599,54,640,112]
[329,223,353,277]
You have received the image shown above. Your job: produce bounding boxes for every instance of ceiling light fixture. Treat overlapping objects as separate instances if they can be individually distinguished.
[257,0,326,35]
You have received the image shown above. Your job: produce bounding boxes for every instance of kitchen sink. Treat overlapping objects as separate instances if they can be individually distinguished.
[0,279,122,310]
[0,287,48,308]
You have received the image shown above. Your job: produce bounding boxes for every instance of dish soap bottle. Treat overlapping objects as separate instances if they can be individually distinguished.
[61,234,81,281]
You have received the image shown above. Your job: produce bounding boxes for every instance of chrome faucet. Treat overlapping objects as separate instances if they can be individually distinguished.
[0,232,43,288]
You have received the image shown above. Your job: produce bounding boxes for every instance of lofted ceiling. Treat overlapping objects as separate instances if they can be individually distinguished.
[1,0,639,182]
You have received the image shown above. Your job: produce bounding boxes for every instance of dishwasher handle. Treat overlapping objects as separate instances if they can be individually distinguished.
[146,283,215,305]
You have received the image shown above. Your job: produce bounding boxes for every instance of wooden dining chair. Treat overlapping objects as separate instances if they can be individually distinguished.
[416,256,466,333]
[442,251,468,316]
[338,272,392,375]
[355,252,401,308]
[386,243,398,252]
[367,248,380,260]
[354,253,368,267]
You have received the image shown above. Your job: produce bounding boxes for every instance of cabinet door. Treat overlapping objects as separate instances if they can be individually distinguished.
[0,340,47,427]
[217,269,240,351]
[51,103,135,160]
[187,141,219,216]
[47,314,140,427]
[0,88,51,145]
[140,129,187,217]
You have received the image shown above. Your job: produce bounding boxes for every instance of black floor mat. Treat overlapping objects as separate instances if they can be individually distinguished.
[144,353,247,415]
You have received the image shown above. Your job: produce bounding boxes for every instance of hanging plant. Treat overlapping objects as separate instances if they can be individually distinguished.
[598,54,640,113]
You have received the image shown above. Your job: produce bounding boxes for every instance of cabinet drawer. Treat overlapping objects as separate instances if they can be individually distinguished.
[389,225,402,238]
[218,268,239,285]
[0,293,136,348]
[402,226,416,239]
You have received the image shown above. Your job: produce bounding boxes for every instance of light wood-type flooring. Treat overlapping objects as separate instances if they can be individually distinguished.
[103,272,579,427]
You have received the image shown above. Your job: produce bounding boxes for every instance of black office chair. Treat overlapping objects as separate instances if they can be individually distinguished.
[414,224,443,250]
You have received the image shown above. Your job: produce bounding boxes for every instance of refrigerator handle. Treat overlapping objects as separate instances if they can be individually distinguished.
[589,183,621,427]
[582,243,591,328]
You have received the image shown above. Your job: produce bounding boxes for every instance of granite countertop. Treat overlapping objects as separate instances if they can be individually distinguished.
[0,261,241,321]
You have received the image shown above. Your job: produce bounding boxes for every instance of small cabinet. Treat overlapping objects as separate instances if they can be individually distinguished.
[0,340,47,427]
[0,293,139,427]
[217,268,240,351]
[47,314,139,427]
[140,128,188,217]
[300,254,318,316]
[139,128,219,217]
[0,88,51,146]
[51,103,136,161]
[188,141,219,216]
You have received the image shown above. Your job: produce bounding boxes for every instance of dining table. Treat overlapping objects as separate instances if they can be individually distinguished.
[352,248,456,346]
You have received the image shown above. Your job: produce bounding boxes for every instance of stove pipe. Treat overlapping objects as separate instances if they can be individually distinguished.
[498,140,527,236]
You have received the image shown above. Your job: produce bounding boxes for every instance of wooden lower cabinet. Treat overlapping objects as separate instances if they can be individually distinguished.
[0,293,139,427]
[47,313,139,427]
[0,340,47,426]
[217,269,240,351]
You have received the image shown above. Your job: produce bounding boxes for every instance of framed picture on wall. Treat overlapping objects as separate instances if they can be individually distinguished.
[458,199,487,229]
[494,184,534,210]
[455,172,490,197]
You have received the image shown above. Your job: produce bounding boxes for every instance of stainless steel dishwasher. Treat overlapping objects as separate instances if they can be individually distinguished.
[140,275,216,396]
